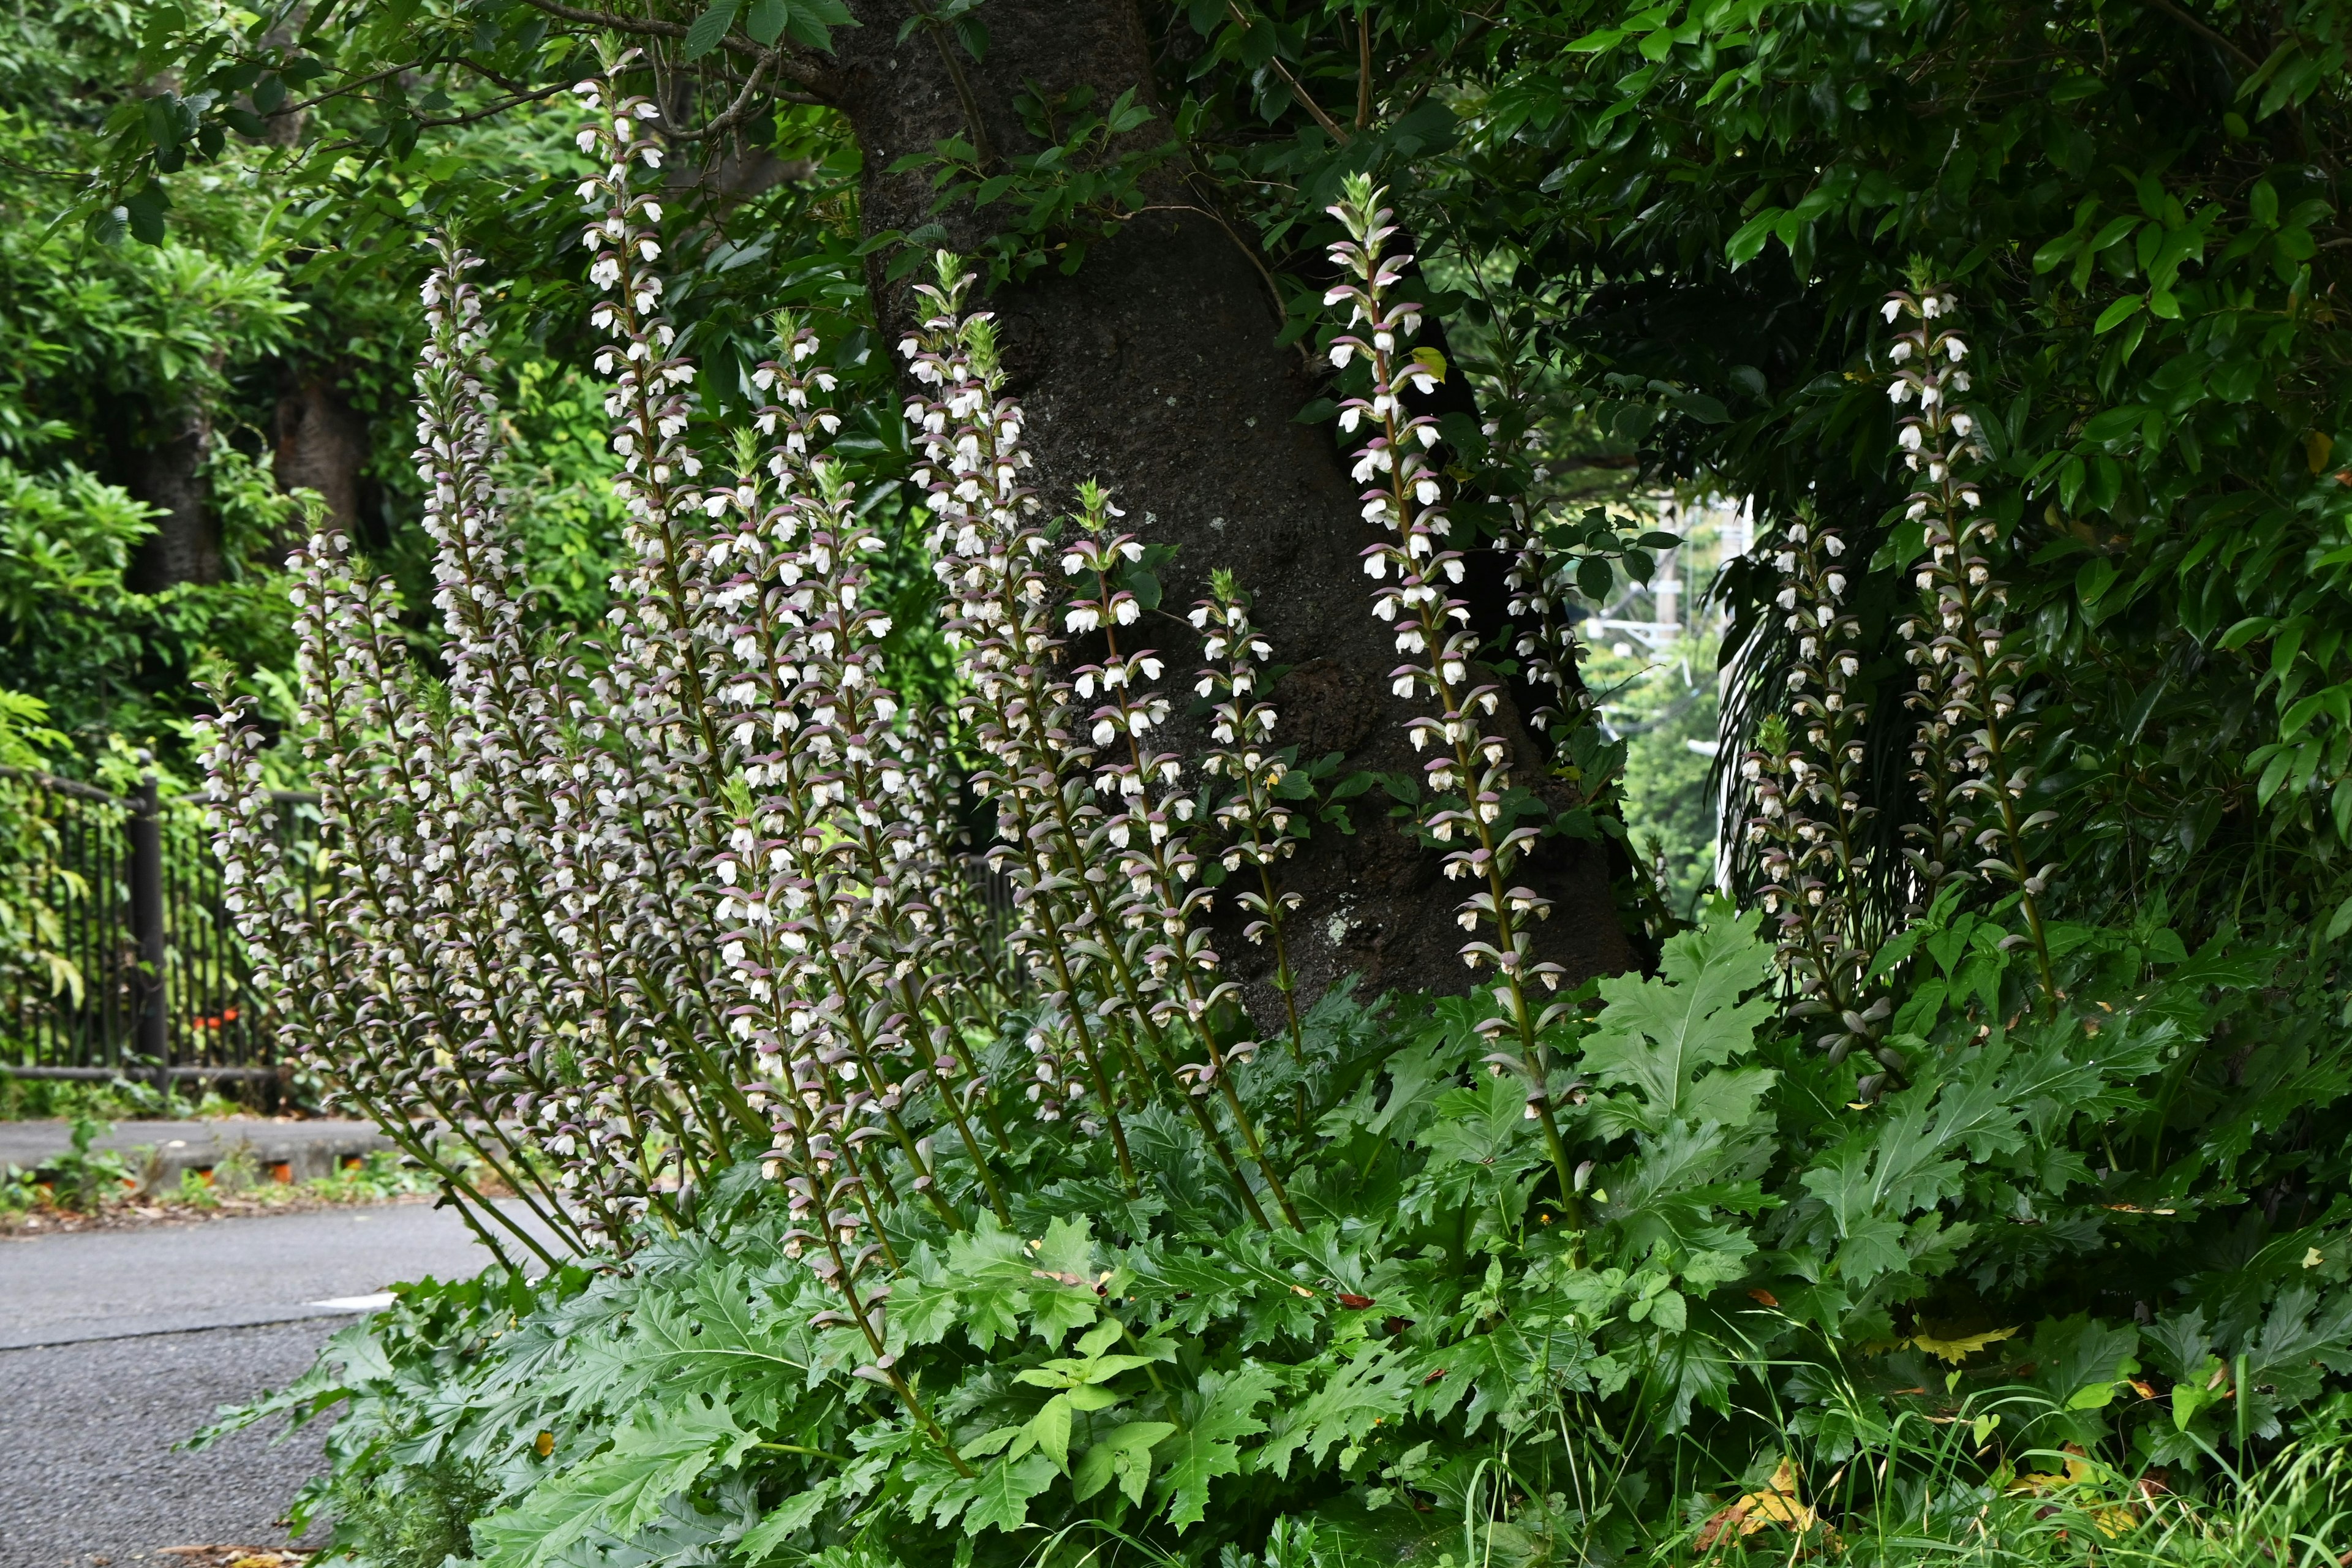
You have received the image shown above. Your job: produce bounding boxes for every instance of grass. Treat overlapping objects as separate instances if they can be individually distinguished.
[1602,1385,2352,1568]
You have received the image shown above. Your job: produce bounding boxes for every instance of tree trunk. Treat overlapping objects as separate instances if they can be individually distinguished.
[825,1,1635,1003]
[124,404,221,591]
[274,372,369,541]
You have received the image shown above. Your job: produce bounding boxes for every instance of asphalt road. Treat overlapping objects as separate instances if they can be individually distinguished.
[0,1201,538,1568]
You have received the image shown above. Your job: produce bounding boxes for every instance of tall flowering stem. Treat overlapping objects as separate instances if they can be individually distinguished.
[1496,469,1605,772]
[1743,521,1896,1091]
[1325,176,1580,1218]
[1063,485,1301,1229]
[572,62,971,1459]
[1884,286,2059,1002]
[1194,570,1307,1066]
[198,687,566,1272]
[906,254,1290,1230]
[903,260,1148,1197]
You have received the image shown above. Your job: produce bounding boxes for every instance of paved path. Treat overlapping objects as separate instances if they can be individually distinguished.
[0,1201,544,1568]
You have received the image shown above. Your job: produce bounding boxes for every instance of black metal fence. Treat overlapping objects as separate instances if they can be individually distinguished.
[1,769,319,1091]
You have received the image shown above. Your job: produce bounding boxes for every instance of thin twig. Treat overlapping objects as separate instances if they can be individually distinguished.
[905,0,997,167]
[1227,2,1350,144]
[2140,0,2258,71]
[510,0,836,96]
[1393,12,1498,119]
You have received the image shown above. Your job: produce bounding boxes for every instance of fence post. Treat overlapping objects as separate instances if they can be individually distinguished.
[128,772,168,1096]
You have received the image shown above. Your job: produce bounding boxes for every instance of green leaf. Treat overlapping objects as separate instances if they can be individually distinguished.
[1157,1363,1276,1532]
[582,1264,809,1426]
[744,0,786,44]
[791,0,856,48]
[1073,1421,1175,1505]
[964,1452,1058,1535]
[1725,206,1784,266]
[2067,1379,2121,1410]
[2324,894,2352,943]
[738,1480,837,1561]
[473,1396,755,1568]
[2030,231,2081,274]
[1579,908,1776,1136]
[1576,554,1613,601]
[123,181,170,246]
[1029,1394,1073,1471]
[1028,1213,1103,1344]
[682,0,738,58]
[2094,293,2146,333]
[1256,1344,1416,1479]
[905,1214,1099,1352]
[1425,1072,1534,1170]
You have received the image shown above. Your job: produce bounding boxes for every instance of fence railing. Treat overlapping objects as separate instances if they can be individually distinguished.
[1,767,319,1088]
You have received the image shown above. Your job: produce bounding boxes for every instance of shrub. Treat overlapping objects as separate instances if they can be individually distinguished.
[202,70,2352,1568]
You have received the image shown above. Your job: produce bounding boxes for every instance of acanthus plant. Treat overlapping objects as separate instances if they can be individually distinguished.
[903,261,1302,1231]
[1193,568,1310,1066]
[1324,175,1583,1215]
[208,52,1394,1486]
[1736,287,2063,1072]
[1883,285,2059,998]
[192,81,2352,1568]
[1741,520,1898,1094]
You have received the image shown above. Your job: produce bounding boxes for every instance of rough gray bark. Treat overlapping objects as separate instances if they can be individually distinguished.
[274,373,369,538]
[820,1,1635,1001]
[124,405,221,591]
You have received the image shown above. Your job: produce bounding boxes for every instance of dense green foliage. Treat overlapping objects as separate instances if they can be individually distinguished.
[217,909,2352,1566]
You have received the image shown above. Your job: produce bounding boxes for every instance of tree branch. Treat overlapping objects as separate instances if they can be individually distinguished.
[657,51,775,141]
[1227,2,1349,145]
[284,59,417,116]
[2140,0,2258,71]
[508,0,840,99]
[905,0,996,166]
[1393,13,1498,120]
[414,82,575,128]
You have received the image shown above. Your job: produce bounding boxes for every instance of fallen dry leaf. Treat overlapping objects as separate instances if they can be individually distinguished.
[1908,1325,2019,1365]
[156,1547,307,1568]
[1695,1457,1817,1550]
[2004,1445,2149,1538]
